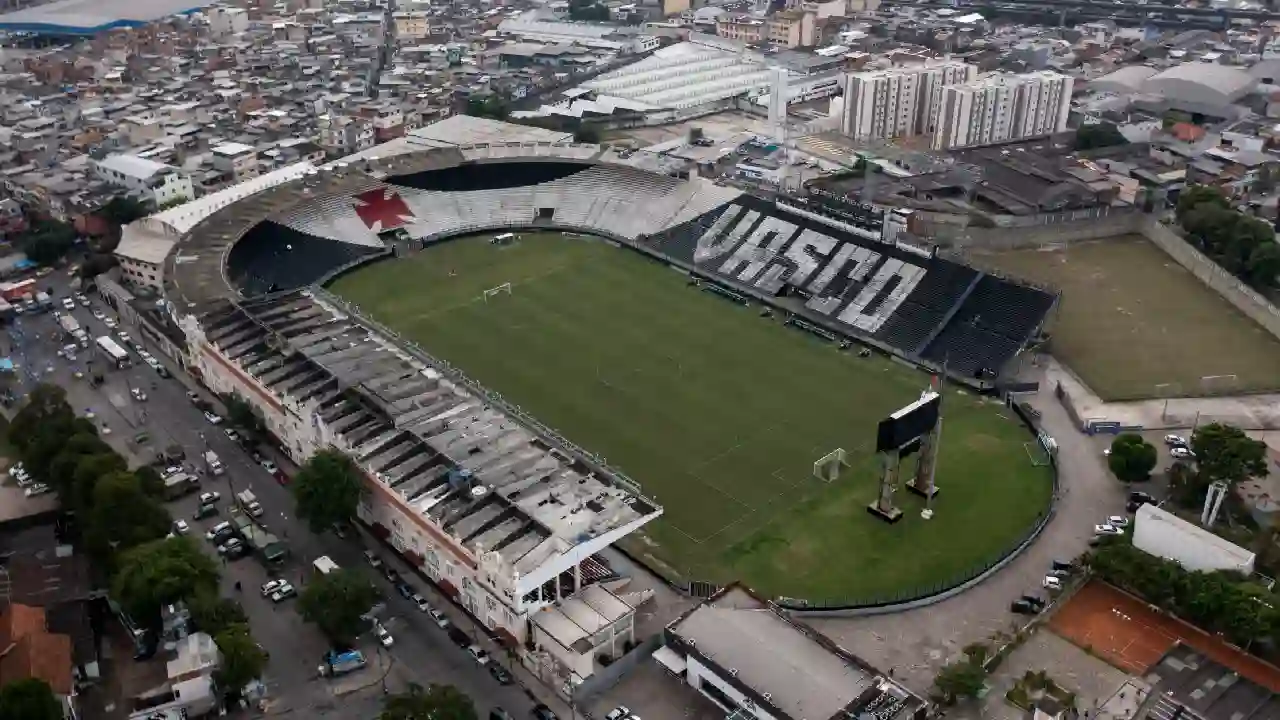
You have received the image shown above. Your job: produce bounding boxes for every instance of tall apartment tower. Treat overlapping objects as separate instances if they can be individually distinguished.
[932,71,1074,150]
[842,61,977,140]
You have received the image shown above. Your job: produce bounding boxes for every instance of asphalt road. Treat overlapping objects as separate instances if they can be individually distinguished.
[8,276,547,720]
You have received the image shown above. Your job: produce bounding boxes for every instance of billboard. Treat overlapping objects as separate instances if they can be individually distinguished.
[876,392,941,453]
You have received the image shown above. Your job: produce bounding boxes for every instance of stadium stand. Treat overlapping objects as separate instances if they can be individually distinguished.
[170,143,1052,388]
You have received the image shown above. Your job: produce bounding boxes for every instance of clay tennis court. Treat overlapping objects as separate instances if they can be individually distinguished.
[1050,581,1280,691]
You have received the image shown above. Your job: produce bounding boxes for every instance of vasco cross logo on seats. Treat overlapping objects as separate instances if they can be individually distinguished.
[353,188,415,231]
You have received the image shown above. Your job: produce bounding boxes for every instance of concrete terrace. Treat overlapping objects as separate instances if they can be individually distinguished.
[199,291,660,580]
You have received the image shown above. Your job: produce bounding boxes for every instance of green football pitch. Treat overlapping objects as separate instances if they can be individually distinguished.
[330,232,1054,603]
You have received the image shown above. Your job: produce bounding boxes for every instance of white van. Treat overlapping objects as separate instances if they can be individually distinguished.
[204,450,224,476]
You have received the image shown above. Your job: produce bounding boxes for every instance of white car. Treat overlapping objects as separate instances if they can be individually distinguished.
[61,297,75,310]
[162,466,184,478]
[76,294,89,307]
[91,308,105,320]
[205,521,233,541]
[261,579,287,597]
[1164,434,1188,447]
[203,411,223,425]
[1107,515,1130,528]
[375,625,394,648]
[1094,523,1123,536]
[428,608,450,628]
[172,520,190,535]
[1043,575,1063,590]
[199,491,221,505]
[467,645,491,665]
[103,317,116,329]
[131,387,147,402]
[24,483,51,498]
[261,460,278,475]
[271,582,296,602]
[100,423,111,435]
[606,708,631,720]
[1171,447,1195,460]
[412,594,431,612]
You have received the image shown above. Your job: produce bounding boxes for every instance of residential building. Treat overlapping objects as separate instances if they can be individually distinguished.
[211,142,260,181]
[207,7,249,37]
[0,604,76,719]
[768,10,816,48]
[393,11,432,40]
[318,114,376,156]
[94,154,194,207]
[715,16,764,44]
[932,71,1073,150]
[656,585,926,720]
[843,60,976,140]
[115,219,179,290]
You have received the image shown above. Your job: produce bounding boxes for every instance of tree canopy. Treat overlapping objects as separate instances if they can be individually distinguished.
[291,449,366,533]
[188,592,249,637]
[1192,422,1268,485]
[222,393,266,440]
[214,627,268,692]
[112,537,220,623]
[933,658,987,704]
[0,678,63,720]
[1107,433,1157,483]
[1074,122,1128,150]
[466,96,510,121]
[381,684,479,720]
[84,472,172,565]
[1176,185,1280,292]
[17,218,77,267]
[298,568,379,648]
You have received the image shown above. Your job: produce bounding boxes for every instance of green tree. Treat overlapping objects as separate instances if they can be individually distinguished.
[465,96,510,121]
[9,384,77,477]
[0,678,63,720]
[298,568,378,648]
[382,683,479,720]
[113,537,220,623]
[84,472,172,564]
[96,196,150,253]
[222,393,266,439]
[1177,184,1230,220]
[68,452,128,512]
[1191,423,1269,485]
[934,659,987,704]
[292,449,366,533]
[1074,122,1128,150]
[188,592,249,637]
[1107,433,1157,483]
[17,218,77,266]
[134,465,166,499]
[574,126,601,144]
[1246,241,1280,290]
[214,627,268,692]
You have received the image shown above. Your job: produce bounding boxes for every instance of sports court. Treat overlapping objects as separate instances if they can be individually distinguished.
[330,231,1055,602]
[969,236,1280,401]
[1050,581,1280,691]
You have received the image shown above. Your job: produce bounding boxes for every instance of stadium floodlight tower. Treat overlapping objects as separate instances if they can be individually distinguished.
[869,389,943,524]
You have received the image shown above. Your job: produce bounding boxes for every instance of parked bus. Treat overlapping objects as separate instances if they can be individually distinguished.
[95,336,130,368]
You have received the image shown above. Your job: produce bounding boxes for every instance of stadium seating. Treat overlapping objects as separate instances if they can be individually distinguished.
[919,276,1055,377]
[227,221,387,295]
[873,261,979,353]
[395,161,591,191]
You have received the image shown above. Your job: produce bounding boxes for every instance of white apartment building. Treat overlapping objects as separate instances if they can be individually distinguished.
[182,290,663,647]
[94,154,194,207]
[932,71,1073,150]
[207,7,248,37]
[842,61,976,140]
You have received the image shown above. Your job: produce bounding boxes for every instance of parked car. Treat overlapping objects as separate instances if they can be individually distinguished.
[412,594,431,612]
[607,707,631,720]
[1107,515,1130,528]
[172,520,191,535]
[429,609,450,628]
[1010,599,1038,615]
[1051,560,1075,573]
[224,428,241,443]
[261,459,278,475]
[1094,523,1123,536]
[24,483,51,498]
[1164,434,1188,447]
[532,704,559,720]
[375,625,394,648]
[218,538,245,556]
[131,387,147,402]
[395,582,414,599]
[203,411,223,425]
[365,551,383,570]
[199,491,221,505]
[270,582,297,602]
[193,504,219,520]
[1020,595,1045,609]
[1171,446,1195,460]
[1127,491,1156,513]
[206,521,234,542]
[467,645,491,665]
[1042,576,1063,591]
[489,663,513,685]
[446,625,471,648]
[261,579,288,597]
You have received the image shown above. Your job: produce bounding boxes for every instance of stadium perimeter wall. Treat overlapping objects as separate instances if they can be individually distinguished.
[925,208,1146,250]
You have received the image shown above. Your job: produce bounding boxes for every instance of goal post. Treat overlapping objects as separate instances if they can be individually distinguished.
[813,448,849,482]
[482,283,513,302]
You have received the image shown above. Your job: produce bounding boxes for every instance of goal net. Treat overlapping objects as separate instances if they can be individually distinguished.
[483,283,512,302]
[813,448,849,482]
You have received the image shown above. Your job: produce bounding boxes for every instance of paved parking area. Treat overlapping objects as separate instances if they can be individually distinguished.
[585,658,721,720]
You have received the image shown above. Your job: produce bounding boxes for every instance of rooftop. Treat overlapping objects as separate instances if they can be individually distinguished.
[117,222,178,265]
[582,40,773,110]
[97,153,172,181]
[1136,504,1257,566]
[0,0,210,34]
[197,289,660,590]
[533,584,633,653]
[668,586,922,720]
[213,142,257,157]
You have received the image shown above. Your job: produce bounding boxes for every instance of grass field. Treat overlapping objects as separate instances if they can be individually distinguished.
[331,232,1053,602]
[970,237,1280,402]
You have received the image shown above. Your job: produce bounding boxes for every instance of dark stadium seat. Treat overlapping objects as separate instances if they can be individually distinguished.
[227,221,387,296]
[873,260,979,352]
[391,162,592,192]
[920,276,1055,377]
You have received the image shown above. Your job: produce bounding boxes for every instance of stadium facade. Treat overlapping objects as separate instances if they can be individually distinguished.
[154,118,1053,667]
[0,0,208,34]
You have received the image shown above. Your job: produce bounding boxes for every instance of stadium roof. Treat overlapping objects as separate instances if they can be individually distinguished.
[150,161,317,236]
[1144,63,1256,107]
[0,0,208,34]
[583,41,773,110]
[1089,65,1158,94]
[96,153,172,180]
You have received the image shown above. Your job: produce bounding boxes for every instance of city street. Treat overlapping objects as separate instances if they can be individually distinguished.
[6,274,555,720]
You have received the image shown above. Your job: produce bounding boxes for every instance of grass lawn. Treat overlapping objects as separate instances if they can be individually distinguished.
[969,237,1280,402]
[331,232,1053,603]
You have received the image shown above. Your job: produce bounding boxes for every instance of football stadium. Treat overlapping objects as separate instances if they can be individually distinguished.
[167,121,1057,611]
